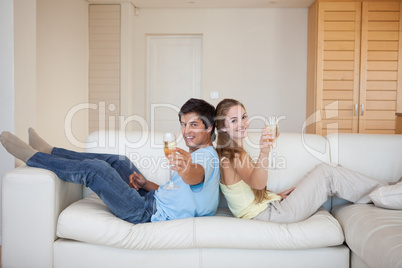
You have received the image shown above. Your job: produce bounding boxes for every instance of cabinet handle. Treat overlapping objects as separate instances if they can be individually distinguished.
[354,104,358,116]
[361,104,365,116]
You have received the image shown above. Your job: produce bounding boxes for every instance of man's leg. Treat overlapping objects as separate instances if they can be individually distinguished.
[1,131,153,223]
[51,148,143,185]
[0,131,37,162]
[29,128,144,185]
[27,152,153,224]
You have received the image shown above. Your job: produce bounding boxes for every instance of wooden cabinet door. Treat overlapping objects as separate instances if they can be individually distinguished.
[359,1,402,134]
[316,2,362,136]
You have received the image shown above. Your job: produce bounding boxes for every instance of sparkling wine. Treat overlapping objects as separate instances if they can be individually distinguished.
[164,141,177,157]
[266,124,278,143]
[163,132,179,189]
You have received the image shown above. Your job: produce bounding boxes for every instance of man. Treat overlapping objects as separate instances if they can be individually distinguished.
[0,98,220,224]
[130,98,220,221]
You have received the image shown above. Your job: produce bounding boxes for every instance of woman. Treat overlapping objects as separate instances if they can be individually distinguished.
[215,98,386,223]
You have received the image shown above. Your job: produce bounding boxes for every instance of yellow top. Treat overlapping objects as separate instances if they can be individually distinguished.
[220,180,281,219]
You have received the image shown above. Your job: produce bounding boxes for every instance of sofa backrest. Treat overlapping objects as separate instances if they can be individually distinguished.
[84,131,333,209]
[327,133,402,207]
[84,131,401,211]
[327,133,402,181]
[84,131,187,196]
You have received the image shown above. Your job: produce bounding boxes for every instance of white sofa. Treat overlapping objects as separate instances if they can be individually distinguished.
[2,131,402,268]
[327,134,402,268]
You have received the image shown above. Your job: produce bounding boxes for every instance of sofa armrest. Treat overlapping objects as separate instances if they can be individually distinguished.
[2,166,83,268]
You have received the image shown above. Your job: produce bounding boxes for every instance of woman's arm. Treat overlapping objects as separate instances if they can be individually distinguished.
[278,187,295,199]
[235,127,273,190]
[220,157,239,185]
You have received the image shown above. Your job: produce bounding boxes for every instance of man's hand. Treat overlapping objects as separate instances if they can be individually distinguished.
[129,172,160,191]
[169,147,192,177]
[129,172,147,190]
[169,147,205,185]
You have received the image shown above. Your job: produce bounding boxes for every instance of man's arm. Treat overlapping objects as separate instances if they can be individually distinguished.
[129,172,159,191]
[169,147,205,185]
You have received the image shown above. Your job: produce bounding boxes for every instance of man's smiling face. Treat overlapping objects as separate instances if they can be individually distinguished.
[180,112,212,153]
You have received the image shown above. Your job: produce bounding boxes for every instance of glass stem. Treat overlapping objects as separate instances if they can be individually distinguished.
[270,145,274,169]
[168,166,173,185]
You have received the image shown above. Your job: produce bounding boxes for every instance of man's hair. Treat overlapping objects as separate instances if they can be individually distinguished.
[179,98,216,140]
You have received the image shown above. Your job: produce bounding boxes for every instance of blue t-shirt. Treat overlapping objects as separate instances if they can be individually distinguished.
[151,146,220,222]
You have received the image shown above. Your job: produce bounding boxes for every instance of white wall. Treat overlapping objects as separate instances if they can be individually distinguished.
[14,0,36,167]
[36,0,89,151]
[1,0,88,246]
[0,0,15,246]
[132,8,308,132]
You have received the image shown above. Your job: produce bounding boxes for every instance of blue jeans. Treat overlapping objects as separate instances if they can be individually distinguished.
[26,148,155,224]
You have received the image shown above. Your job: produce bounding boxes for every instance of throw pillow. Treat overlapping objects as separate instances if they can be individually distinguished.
[369,182,402,210]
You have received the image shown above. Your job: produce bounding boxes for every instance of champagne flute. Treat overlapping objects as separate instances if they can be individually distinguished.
[163,132,179,189]
[266,116,279,169]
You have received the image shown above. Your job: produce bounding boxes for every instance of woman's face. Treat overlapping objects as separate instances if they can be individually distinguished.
[221,105,249,141]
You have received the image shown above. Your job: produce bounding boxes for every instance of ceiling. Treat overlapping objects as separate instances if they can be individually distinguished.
[86,0,316,9]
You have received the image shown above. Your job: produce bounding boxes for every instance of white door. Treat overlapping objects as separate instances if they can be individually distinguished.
[147,35,202,133]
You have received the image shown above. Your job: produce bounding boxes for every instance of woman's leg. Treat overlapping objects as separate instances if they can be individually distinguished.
[26,152,154,224]
[268,163,385,223]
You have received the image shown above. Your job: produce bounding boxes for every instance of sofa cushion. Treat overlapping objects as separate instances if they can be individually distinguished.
[57,194,345,250]
[332,204,402,268]
[57,194,195,250]
[369,182,402,210]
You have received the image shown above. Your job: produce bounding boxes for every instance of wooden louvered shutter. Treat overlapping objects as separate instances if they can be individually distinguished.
[89,5,121,134]
[359,1,402,134]
[316,2,362,136]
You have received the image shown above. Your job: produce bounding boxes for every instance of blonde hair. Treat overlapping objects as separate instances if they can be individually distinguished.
[215,98,268,203]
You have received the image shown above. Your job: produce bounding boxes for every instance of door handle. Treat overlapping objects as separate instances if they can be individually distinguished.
[361,104,365,116]
[354,104,358,116]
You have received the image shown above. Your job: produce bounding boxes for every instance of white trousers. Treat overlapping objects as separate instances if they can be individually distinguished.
[253,163,385,223]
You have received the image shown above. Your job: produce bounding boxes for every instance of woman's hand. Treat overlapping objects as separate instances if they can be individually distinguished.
[260,126,280,154]
[260,126,271,154]
[278,187,295,199]
[129,172,147,190]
